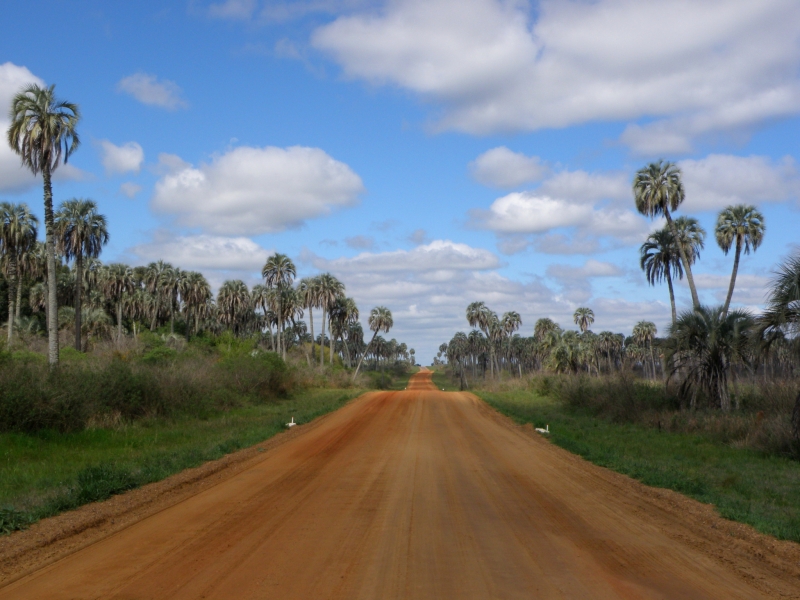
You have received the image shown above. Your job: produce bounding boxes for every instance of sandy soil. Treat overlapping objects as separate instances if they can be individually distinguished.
[1,369,799,599]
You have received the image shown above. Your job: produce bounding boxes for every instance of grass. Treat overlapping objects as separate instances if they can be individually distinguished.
[0,388,364,534]
[430,367,460,391]
[477,389,800,542]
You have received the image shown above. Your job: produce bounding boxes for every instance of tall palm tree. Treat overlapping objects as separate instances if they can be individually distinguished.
[144,260,174,331]
[180,271,211,340]
[633,160,700,308]
[262,253,296,359]
[353,306,393,380]
[298,277,320,363]
[640,227,682,326]
[573,307,594,333]
[330,296,359,367]
[0,203,38,345]
[316,272,344,366]
[55,198,108,350]
[217,280,251,336]
[7,84,80,366]
[632,320,658,379]
[715,204,765,317]
[99,263,134,343]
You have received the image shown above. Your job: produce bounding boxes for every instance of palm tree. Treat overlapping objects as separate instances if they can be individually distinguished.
[758,250,800,342]
[715,204,765,317]
[99,263,134,343]
[144,260,174,331]
[262,253,296,359]
[632,320,658,379]
[0,203,38,345]
[7,84,80,366]
[217,280,251,336]
[316,272,344,366]
[353,306,393,380]
[633,160,700,308]
[640,227,683,326]
[298,277,320,363]
[330,296,359,367]
[667,306,753,411]
[573,307,594,333]
[180,271,211,339]
[55,198,108,351]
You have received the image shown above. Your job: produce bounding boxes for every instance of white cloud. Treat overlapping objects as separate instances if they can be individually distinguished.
[691,273,769,306]
[151,145,364,235]
[408,228,429,245]
[312,0,800,148]
[538,170,629,205]
[308,239,501,274]
[128,231,268,272]
[120,182,142,198]
[99,140,144,175]
[547,259,622,281]
[0,62,45,192]
[470,147,548,188]
[117,73,188,110]
[679,154,800,212]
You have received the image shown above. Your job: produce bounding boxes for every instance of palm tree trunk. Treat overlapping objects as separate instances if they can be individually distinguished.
[7,257,16,345]
[75,253,83,351]
[353,330,379,381]
[722,236,742,317]
[664,208,700,309]
[308,306,315,364]
[15,277,22,320]
[329,318,334,363]
[43,167,59,367]
[666,269,677,327]
[320,306,326,366]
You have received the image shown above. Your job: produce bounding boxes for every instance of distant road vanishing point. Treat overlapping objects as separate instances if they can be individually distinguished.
[1,369,797,599]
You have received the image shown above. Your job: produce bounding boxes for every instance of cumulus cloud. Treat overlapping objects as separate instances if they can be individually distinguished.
[151,145,364,235]
[547,259,622,282]
[0,62,45,192]
[691,273,770,306]
[128,231,268,272]
[99,140,144,175]
[408,228,429,245]
[117,73,188,110]
[470,147,548,188]
[679,154,800,211]
[312,0,800,149]
[119,182,142,199]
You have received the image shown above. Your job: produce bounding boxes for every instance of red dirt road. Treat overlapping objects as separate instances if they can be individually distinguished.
[1,370,798,599]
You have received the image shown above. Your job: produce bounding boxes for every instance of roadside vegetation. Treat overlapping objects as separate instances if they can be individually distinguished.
[434,160,800,541]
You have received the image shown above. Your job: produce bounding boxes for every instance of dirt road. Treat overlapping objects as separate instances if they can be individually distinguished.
[2,370,798,599]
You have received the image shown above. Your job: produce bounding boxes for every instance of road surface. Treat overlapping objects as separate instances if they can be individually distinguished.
[1,370,797,599]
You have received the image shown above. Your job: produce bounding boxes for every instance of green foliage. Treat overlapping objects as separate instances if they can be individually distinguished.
[141,346,177,365]
[0,506,31,534]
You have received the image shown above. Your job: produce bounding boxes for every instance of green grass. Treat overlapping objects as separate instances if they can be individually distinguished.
[477,389,800,542]
[0,388,364,534]
[430,368,460,391]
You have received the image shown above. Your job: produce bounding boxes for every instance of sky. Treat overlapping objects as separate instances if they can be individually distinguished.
[2,0,800,363]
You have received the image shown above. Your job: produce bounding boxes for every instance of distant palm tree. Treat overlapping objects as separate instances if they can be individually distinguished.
[298,277,320,363]
[262,253,296,358]
[316,273,344,366]
[633,160,700,308]
[55,198,108,350]
[573,307,594,333]
[640,227,682,326]
[217,280,251,336]
[180,271,211,339]
[100,263,134,343]
[667,306,753,411]
[715,204,765,317]
[0,203,38,344]
[144,260,174,331]
[7,84,80,366]
[632,320,658,379]
[353,306,393,380]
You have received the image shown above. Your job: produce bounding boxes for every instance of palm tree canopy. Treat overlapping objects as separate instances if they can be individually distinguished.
[633,160,685,218]
[0,202,38,264]
[368,306,393,334]
[55,198,109,261]
[673,216,705,263]
[262,253,296,289]
[715,204,765,255]
[7,84,80,175]
[573,307,595,333]
[640,226,683,285]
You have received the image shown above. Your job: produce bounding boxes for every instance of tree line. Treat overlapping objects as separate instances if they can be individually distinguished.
[440,161,800,413]
[2,83,413,375]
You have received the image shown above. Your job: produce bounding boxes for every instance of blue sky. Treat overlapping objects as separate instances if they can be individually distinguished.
[2,0,800,362]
